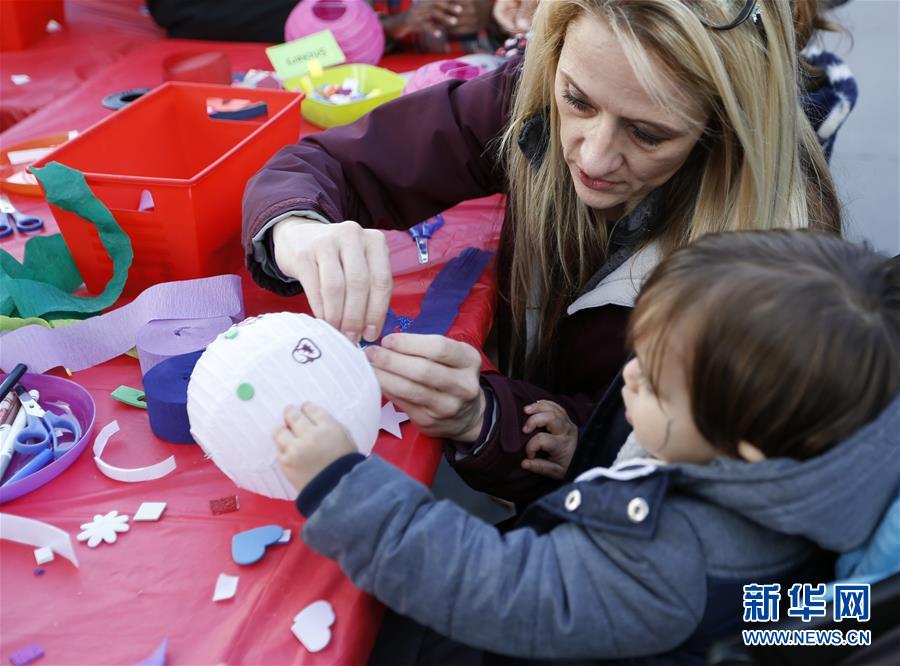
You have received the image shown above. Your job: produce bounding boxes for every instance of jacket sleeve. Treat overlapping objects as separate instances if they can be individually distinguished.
[302,456,707,660]
[241,58,520,293]
[446,372,618,507]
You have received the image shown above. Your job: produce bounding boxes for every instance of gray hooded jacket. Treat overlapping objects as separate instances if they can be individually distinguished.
[299,393,900,663]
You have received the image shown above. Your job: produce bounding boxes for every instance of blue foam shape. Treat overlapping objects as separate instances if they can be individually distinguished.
[231,525,285,565]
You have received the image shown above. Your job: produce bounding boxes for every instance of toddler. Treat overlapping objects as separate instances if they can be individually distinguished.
[274,230,899,664]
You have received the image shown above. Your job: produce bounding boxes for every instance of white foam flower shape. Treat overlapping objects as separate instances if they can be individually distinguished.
[77,510,130,547]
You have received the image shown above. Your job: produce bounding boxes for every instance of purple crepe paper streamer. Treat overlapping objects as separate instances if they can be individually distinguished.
[137,638,167,666]
[0,275,243,374]
[142,351,202,445]
[404,248,493,336]
[136,317,232,375]
[9,643,44,666]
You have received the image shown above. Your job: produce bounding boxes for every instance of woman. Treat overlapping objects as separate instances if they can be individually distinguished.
[241,0,841,502]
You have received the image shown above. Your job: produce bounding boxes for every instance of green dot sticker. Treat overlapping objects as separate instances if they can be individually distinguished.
[224,329,239,339]
[236,383,255,400]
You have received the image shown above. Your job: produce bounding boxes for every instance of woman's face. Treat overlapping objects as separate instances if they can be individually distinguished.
[555,15,708,215]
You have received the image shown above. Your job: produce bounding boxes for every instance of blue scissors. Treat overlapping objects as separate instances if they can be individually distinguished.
[0,194,44,238]
[408,214,445,264]
[3,385,82,485]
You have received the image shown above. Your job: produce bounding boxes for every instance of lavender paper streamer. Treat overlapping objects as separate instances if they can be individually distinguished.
[136,317,232,375]
[0,275,244,373]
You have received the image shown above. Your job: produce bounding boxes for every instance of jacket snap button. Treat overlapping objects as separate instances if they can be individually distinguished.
[564,489,582,512]
[627,497,649,523]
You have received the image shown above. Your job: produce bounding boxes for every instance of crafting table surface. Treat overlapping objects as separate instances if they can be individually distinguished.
[0,40,501,665]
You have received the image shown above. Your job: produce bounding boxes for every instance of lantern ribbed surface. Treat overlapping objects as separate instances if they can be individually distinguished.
[187,312,381,500]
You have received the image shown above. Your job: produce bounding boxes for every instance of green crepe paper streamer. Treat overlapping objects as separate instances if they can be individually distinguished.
[0,234,83,316]
[0,162,133,318]
[0,316,81,332]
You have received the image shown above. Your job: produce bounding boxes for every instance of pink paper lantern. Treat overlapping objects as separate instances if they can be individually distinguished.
[285,0,384,66]
[403,59,483,95]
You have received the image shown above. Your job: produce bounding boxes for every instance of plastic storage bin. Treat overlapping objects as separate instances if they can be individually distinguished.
[34,82,303,295]
[0,0,64,52]
[290,64,406,129]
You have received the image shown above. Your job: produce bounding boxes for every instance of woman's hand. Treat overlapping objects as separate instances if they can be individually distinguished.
[520,400,578,480]
[493,0,539,34]
[364,333,485,442]
[272,217,392,343]
[274,403,357,493]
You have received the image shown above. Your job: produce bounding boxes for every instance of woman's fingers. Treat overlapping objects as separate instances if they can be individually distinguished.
[382,333,482,370]
[365,344,479,400]
[337,228,369,343]
[363,230,392,341]
[370,364,461,416]
[291,257,323,320]
[271,219,394,341]
[315,236,346,332]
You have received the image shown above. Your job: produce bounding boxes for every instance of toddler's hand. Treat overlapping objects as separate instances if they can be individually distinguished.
[520,400,577,480]
[274,403,356,493]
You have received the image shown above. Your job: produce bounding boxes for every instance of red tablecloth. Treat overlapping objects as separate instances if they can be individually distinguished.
[0,38,500,666]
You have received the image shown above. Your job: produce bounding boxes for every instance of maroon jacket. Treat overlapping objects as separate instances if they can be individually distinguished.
[242,59,633,504]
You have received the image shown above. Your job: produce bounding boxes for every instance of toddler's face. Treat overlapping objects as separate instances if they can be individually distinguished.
[620,344,718,464]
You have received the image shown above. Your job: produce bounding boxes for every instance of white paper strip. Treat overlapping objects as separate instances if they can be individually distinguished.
[93,421,177,483]
[0,513,79,567]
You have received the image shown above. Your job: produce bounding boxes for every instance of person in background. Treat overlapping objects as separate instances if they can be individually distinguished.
[147,0,500,53]
[274,230,900,665]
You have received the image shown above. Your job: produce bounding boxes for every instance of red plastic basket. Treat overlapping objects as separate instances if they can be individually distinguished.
[0,0,64,52]
[34,82,303,295]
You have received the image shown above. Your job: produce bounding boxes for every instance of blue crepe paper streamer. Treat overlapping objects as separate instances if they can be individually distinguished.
[405,247,493,335]
[142,351,202,444]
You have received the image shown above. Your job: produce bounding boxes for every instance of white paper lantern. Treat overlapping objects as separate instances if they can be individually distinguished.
[187,312,381,500]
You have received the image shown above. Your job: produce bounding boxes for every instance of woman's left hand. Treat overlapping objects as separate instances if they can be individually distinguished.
[364,333,485,443]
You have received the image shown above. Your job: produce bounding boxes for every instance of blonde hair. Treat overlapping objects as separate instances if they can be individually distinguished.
[498,0,841,382]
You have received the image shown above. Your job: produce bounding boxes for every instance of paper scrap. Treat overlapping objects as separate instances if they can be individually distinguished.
[134,502,166,522]
[138,190,155,212]
[279,529,291,544]
[0,274,242,373]
[33,546,54,565]
[4,162,134,319]
[137,638,168,666]
[210,496,239,514]
[93,421,177,483]
[379,401,410,438]
[77,510,130,547]
[292,600,335,653]
[212,573,239,602]
[7,147,55,166]
[0,513,78,567]
[9,643,43,666]
[232,525,284,565]
[11,75,31,86]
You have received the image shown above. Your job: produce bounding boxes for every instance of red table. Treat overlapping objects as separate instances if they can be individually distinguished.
[0,39,501,665]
